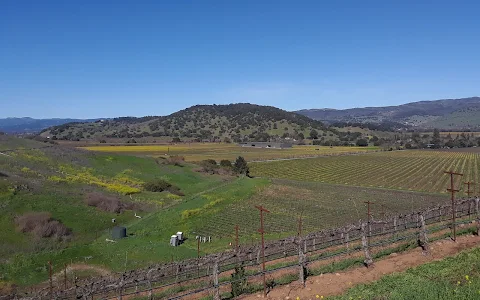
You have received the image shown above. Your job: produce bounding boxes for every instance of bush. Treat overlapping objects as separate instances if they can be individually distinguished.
[84,192,125,213]
[356,139,369,147]
[231,265,248,296]
[143,179,172,192]
[220,160,232,168]
[15,212,71,240]
[233,156,249,175]
[200,159,218,174]
[166,156,185,166]
[143,179,183,196]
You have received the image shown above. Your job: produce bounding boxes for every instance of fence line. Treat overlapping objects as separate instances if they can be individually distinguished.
[4,197,479,300]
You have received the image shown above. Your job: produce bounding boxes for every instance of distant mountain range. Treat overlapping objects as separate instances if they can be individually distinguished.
[4,96,480,136]
[0,117,103,133]
[296,97,480,129]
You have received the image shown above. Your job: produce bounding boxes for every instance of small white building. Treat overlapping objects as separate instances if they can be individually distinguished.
[170,235,179,247]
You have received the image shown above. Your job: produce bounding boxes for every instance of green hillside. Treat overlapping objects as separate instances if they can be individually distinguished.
[40,103,337,142]
[0,136,236,285]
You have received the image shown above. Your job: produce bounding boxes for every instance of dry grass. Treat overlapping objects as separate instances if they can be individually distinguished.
[15,212,71,240]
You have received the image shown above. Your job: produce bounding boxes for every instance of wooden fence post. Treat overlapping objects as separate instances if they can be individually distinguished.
[393,217,397,238]
[475,198,480,235]
[298,239,307,287]
[361,223,373,267]
[345,231,350,254]
[213,260,220,300]
[418,213,429,255]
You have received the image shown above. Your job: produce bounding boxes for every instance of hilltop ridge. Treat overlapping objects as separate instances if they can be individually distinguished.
[40,103,336,142]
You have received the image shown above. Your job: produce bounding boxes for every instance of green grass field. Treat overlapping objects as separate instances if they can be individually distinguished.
[81,144,379,162]
[250,150,479,194]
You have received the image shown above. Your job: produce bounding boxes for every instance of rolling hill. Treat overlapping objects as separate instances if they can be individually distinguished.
[40,103,338,142]
[0,117,102,133]
[297,97,480,129]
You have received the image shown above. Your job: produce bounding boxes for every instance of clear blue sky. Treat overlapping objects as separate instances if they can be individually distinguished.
[1,0,479,118]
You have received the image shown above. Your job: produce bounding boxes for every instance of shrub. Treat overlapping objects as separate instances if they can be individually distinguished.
[84,192,124,213]
[166,156,185,166]
[200,159,218,174]
[356,138,369,147]
[220,160,232,168]
[143,179,183,196]
[181,208,202,219]
[143,179,172,192]
[233,156,249,175]
[231,265,248,296]
[15,212,71,240]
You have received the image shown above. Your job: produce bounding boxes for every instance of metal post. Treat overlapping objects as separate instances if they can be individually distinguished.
[464,181,475,198]
[255,205,270,298]
[364,201,374,243]
[445,170,463,242]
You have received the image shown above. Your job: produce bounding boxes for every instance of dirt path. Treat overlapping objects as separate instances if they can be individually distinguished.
[240,234,480,299]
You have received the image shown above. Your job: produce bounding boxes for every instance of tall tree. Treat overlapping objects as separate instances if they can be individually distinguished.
[233,156,249,176]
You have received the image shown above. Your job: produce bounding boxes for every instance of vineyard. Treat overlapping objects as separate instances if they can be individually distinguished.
[250,150,480,194]
[9,197,479,300]
[194,179,448,239]
[81,144,379,162]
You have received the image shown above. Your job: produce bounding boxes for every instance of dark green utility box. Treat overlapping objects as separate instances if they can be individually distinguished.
[112,226,127,239]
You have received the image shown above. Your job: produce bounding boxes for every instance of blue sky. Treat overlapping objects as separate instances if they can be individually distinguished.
[1,0,479,118]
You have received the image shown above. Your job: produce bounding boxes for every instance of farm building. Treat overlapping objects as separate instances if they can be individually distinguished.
[239,142,292,149]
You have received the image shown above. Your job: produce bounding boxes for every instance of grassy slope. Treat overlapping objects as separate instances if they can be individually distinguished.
[335,246,480,300]
[0,137,244,285]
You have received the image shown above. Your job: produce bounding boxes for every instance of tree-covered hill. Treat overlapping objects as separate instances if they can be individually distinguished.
[41,103,338,142]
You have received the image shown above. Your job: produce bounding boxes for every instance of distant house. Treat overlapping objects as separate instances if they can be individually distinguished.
[238,142,292,149]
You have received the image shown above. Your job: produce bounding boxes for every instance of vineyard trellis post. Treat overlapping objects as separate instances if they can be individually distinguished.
[235,224,239,252]
[445,170,463,242]
[255,205,270,298]
[364,201,374,244]
[475,198,480,235]
[464,181,475,198]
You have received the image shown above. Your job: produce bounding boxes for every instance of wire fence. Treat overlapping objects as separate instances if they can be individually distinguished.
[4,197,480,300]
